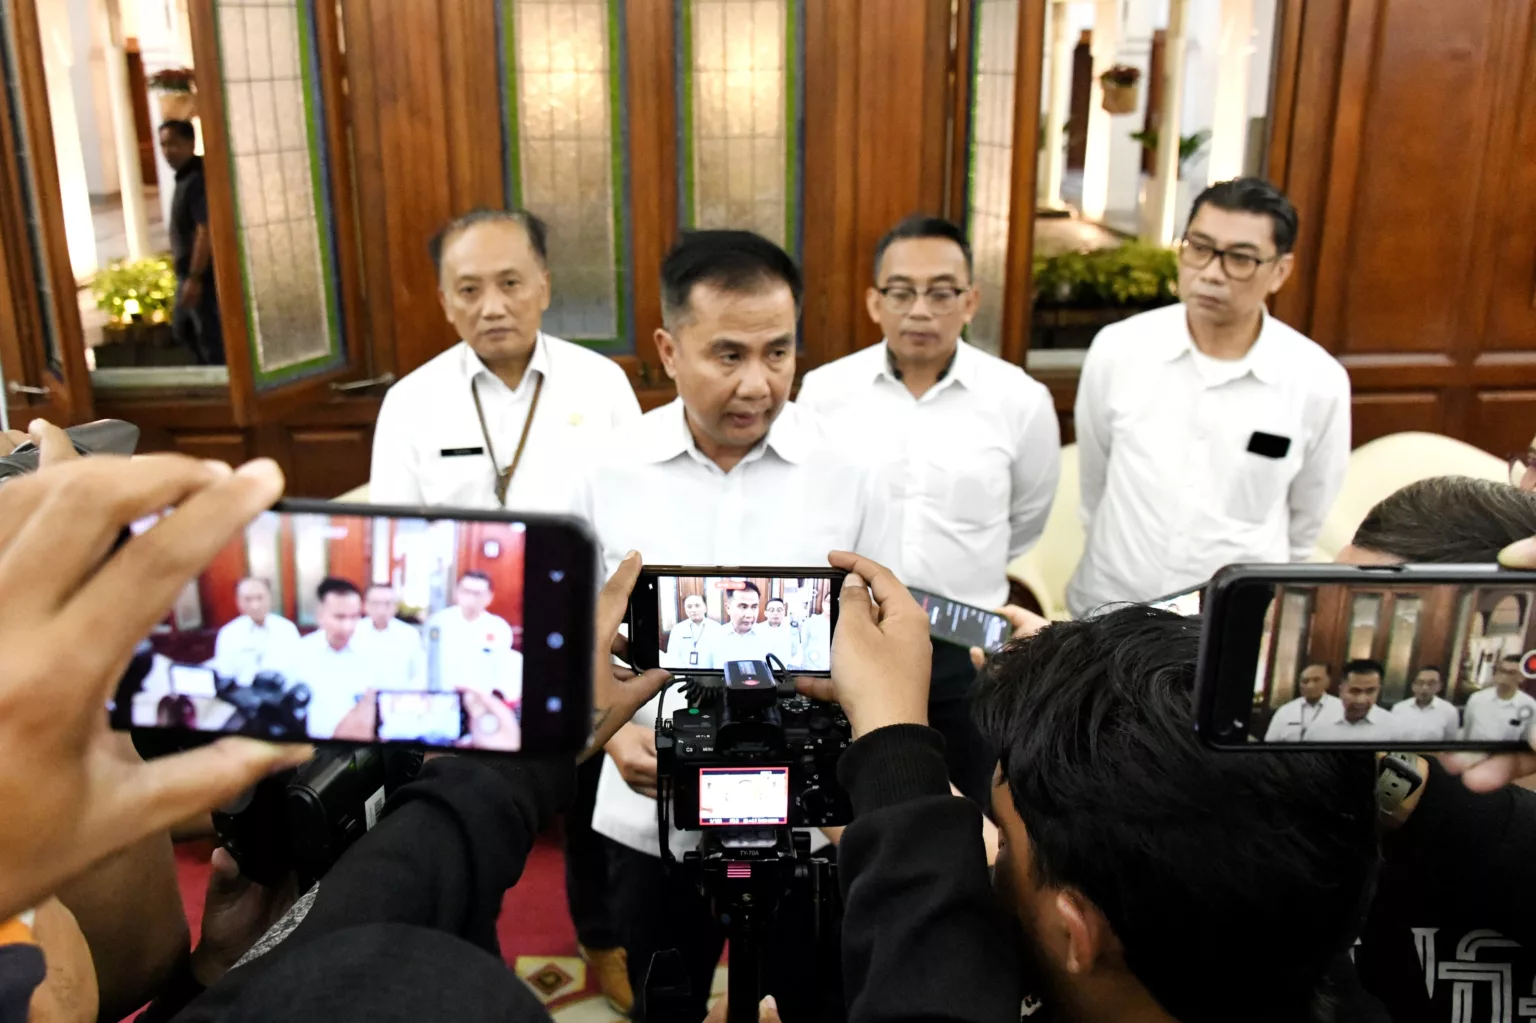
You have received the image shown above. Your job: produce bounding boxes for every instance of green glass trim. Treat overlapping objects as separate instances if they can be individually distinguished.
[213,1,261,383]
[677,0,697,228]
[502,0,524,209]
[964,0,985,240]
[783,0,799,254]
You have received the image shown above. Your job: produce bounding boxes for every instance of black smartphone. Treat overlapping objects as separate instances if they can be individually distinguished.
[627,566,845,676]
[0,419,141,481]
[1148,585,1204,617]
[907,586,1011,652]
[1195,563,1536,751]
[109,500,598,755]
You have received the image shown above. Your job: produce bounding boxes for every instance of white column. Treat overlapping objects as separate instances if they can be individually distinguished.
[102,0,150,260]
[1078,0,1121,222]
[1040,0,1074,209]
[36,0,98,279]
[1206,0,1254,184]
[1143,0,1189,245]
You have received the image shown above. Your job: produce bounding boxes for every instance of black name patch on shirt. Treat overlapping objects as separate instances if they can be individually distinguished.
[439,446,486,458]
[1247,432,1292,459]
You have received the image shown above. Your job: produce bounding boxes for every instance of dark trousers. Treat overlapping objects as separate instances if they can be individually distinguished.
[564,752,619,950]
[928,641,994,809]
[172,274,225,366]
[610,841,843,1022]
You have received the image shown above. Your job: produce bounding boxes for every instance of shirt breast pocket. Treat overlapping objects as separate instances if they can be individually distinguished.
[1227,430,1301,525]
[923,444,1011,530]
[422,445,494,505]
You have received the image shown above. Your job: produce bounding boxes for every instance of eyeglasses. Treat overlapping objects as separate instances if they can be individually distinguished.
[876,285,969,315]
[1178,237,1279,282]
[1509,450,1536,487]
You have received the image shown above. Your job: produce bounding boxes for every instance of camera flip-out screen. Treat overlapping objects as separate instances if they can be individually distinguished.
[698,766,790,827]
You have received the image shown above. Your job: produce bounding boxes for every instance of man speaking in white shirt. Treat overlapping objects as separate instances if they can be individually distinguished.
[369,209,642,512]
[1306,659,1398,743]
[797,215,1059,803]
[564,229,890,1020]
[1389,666,1461,743]
[212,577,300,685]
[1263,662,1341,742]
[1068,179,1351,616]
[1462,655,1536,742]
[276,578,376,740]
[424,571,521,702]
[699,583,771,668]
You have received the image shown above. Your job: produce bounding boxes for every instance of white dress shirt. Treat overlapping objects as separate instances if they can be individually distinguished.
[277,631,381,739]
[564,398,890,858]
[1262,693,1342,742]
[797,339,1060,610]
[760,622,800,668]
[424,606,523,701]
[799,614,831,671]
[211,614,301,685]
[369,334,641,512]
[663,618,723,670]
[700,624,781,670]
[1068,305,1351,616]
[1305,704,1398,743]
[1389,695,1462,743]
[1462,687,1536,742]
[356,617,426,691]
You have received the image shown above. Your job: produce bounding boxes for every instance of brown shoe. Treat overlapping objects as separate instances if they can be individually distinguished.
[580,944,634,1015]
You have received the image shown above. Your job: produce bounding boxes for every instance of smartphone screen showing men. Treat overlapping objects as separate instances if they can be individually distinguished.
[109,500,598,755]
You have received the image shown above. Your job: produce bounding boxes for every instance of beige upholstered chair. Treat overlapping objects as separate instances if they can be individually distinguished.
[1311,431,1506,561]
[1008,443,1083,620]
[334,483,371,503]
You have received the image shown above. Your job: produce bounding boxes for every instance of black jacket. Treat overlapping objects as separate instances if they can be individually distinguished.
[837,724,1024,1023]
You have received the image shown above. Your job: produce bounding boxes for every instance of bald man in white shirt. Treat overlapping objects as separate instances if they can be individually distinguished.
[1069,179,1350,616]
[212,577,300,685]
[1263,662,1342,742]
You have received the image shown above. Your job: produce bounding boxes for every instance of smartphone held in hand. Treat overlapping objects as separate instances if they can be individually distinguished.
[108,500,598,755]
[1195,563,1536,752]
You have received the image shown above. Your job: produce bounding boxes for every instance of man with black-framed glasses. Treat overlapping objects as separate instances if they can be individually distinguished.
[797,214,1060,805]
[1068,177,1351,617]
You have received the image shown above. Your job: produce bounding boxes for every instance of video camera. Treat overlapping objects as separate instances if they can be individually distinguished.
[651,657,852,1023]
[0,419,140,482]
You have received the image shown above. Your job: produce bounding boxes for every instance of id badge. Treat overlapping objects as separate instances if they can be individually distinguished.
[690,651,699,666]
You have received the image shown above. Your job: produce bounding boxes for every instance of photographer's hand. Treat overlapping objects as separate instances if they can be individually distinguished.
[191,848,299,987]
[968,604,1049,670]
[0,454,313,921]
[586,551,670,761]
[606,722,658,798]
[795,551,931,738]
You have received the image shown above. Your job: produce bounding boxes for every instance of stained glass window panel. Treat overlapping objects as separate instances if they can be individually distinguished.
[217,0,344,386]
[502,0,630,350]
[681,0,802,253]
[965,0,1020,356]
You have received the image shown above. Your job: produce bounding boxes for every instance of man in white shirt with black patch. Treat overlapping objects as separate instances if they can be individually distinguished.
[564,230,889,1021]
[1390,665,1461,743]
[797,214,1060,803]
[424,571,521,702]
[1263,662,1342,742]
[662,593,720,670]
[1307,659,1398,743]
[357,583,424,691]
[212,577,300,685]
[369,208,641,513]
[1069,178,1351,616]
[274,578,377,740]
[1462,655,1536,742]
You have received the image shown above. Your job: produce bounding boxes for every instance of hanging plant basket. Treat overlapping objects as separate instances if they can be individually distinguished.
[1099,64,1142,115]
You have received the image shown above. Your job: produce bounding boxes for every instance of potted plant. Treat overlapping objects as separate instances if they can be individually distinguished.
[1099,64,1142,115]
[89,256,191,368]
[1031,242,1179,349]
[1129,127,1212,178]
[147,67,196,122]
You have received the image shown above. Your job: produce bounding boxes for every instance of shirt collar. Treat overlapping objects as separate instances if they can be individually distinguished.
[876,339,969,388]
[641,399,809,468]
[460,333,550,397]
[1157,307,1284,385]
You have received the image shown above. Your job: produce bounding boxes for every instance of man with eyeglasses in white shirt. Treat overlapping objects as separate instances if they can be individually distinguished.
[1069,178,1351,617]
[797,214,1060,804]
[564,229,891,1021]
[212,577,300,685]
[1463,655,1536,743]
[369,208,642,513]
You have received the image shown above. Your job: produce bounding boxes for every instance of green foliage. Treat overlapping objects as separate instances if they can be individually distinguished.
[1129,127,1212,173]
[90,255,178,325]
[1032,242,1179,308]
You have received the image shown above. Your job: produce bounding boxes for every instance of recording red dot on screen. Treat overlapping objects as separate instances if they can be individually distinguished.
[1523,651,1536,678]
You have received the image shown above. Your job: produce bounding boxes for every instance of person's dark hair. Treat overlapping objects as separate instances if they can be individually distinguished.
[975,607,1377,1023]
[731,582,762,601]
[1417,665,1443,676]
[1501,653,1522,666]
[1343,658,1385,679]
[871,214,973,282]
[1351,476,1536,563]
[365,582,396,596]
[1188,177,1299,255]
[317,577,362,603]
[765,597,786,610]
[659,230,801,330]
[460,570,494,589]
[428,208,549,276]
[159,119,196,142]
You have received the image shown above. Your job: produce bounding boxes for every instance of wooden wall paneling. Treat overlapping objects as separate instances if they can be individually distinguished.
[8,0,92,422]
[943,0,974,223]
[197,532,250,633]
[0,88,51,424]
[1475,1,1536,352]
[1348,392,1447,448]
[279,425,374,499]
[341,0,396,378]
[438,0,505,215]
[325,515,371,590]
[623,0,679,403]
[801,0,860,369]
[997,0,1046,366]
[1470,391,1536,462]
